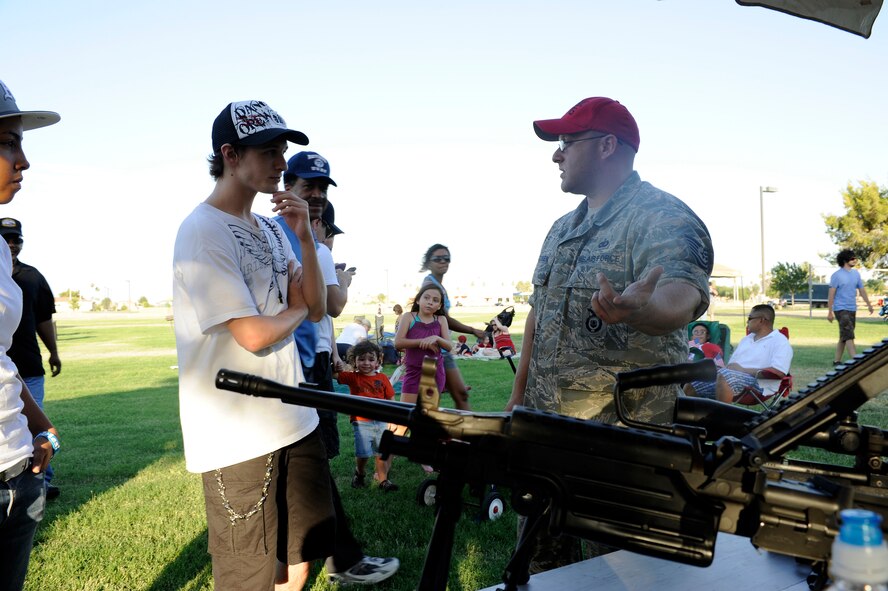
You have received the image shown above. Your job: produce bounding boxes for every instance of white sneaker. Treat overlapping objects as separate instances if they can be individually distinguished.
[327,555,399,585]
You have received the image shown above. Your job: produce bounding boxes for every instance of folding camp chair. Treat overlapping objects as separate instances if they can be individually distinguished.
[733,326,793,409]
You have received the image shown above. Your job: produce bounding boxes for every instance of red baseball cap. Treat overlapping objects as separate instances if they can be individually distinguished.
[533,97,640,152]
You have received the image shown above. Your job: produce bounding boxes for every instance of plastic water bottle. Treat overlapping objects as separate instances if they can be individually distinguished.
[827,509,888,590]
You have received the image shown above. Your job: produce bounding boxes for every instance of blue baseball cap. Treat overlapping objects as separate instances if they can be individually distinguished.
[284,151,337,186]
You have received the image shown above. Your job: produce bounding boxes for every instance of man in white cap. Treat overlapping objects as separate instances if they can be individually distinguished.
[173,100,332,590]
[0,79,61,591]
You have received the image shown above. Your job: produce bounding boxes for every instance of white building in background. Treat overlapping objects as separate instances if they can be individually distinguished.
[354,275,521,309]
[457,278,520,307]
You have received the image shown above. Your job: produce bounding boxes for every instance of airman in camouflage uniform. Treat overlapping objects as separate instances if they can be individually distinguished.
[525,171,712,425]
[507,97,713,575]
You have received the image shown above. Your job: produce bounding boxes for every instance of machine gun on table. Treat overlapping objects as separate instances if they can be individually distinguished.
[216,338,888,591]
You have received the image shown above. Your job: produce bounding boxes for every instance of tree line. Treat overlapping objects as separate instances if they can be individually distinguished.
[765,180,887,302]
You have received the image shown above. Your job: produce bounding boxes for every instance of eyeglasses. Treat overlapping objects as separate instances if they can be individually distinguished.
[4,236,22,245]
[430,256,451,263]
[747,316,763,322]
[558,134,609,152]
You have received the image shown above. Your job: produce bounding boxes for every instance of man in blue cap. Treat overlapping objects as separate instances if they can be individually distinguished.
[276,152,353,459]
[273,151,398,588]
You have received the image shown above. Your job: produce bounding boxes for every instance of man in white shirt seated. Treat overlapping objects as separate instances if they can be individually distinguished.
[684,304,792,404]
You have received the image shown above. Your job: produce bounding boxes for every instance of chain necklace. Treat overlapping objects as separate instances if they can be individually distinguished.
[215,452,275,525]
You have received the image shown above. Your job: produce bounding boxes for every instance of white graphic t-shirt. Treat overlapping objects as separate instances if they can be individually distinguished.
[173,203,317,473]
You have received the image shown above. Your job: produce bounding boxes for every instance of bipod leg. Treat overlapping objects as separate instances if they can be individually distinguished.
[417,469,465,591]
[499,502,550,590]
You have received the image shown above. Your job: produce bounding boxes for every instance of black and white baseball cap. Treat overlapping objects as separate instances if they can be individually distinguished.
[212,100,308,153]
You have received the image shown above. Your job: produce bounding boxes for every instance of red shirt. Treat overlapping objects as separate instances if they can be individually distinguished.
[336,371,395,422]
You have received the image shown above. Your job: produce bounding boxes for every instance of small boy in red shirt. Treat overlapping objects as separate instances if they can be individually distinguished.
[335,340,398,492]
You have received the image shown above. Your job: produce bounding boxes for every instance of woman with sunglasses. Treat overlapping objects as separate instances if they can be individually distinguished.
[419,244,486,410]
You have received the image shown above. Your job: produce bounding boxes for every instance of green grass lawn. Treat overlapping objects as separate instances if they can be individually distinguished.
[25,306,888,590]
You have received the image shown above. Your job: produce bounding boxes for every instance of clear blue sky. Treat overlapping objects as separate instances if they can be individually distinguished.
[3,1,886,304]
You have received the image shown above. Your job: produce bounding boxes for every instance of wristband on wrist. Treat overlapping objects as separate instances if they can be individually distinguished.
[35,431,60,455]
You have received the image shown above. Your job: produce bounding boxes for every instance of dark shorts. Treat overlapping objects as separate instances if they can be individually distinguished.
[275,431,336,565]
[836,309,856,342]
[202,430,334,590]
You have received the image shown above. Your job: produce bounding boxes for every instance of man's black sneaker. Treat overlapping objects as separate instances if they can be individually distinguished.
[379,479,399,492]
[328,555,399,585]
[46,485,60,500]
[351,470,366,488]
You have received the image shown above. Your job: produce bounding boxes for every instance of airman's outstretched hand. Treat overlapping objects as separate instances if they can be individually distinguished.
[591,266,664,325]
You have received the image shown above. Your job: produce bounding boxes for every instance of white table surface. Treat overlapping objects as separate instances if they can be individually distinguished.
[478,533,813,591]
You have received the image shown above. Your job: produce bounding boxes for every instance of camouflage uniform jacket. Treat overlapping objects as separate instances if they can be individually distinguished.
[526,172,713,424]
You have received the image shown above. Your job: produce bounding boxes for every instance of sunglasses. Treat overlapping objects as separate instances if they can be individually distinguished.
[430,256,451,263]
[4,236,23,245]
[747,316,763,321]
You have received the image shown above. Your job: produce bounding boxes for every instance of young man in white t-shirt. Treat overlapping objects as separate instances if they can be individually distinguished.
[173,100,333,591]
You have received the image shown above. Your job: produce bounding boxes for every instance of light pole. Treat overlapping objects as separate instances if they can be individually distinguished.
[759,186,778,300]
